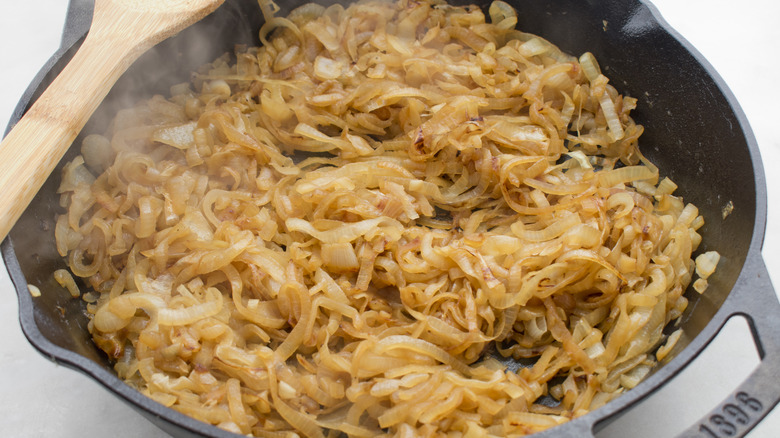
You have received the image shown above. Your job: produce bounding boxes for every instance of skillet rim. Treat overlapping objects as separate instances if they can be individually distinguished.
[2,0,773,436]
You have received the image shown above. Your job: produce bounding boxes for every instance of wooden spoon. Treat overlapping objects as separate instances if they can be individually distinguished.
[0,0,224,240]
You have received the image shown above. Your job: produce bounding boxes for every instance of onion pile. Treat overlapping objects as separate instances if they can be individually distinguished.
[54,0,717,436]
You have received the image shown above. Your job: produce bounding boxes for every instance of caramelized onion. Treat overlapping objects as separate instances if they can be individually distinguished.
[53,0,718,436]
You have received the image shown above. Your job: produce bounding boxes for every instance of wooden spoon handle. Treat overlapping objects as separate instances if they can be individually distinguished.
[0,31,138,241]
[0,0,223,241]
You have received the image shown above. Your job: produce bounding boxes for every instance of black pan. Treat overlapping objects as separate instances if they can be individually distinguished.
[4,1,779,437]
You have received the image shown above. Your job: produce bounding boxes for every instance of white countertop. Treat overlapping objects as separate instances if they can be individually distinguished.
[1,1,777,436]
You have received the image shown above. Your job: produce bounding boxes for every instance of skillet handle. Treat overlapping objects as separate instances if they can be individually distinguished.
[677,254,780,438]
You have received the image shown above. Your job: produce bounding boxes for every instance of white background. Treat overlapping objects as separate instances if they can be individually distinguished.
[0,1,777,436]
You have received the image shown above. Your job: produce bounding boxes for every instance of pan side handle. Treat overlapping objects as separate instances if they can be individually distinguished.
[677,253,780,438]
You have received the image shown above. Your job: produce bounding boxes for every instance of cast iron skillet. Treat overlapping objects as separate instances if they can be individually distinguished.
[3,0,779,437]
